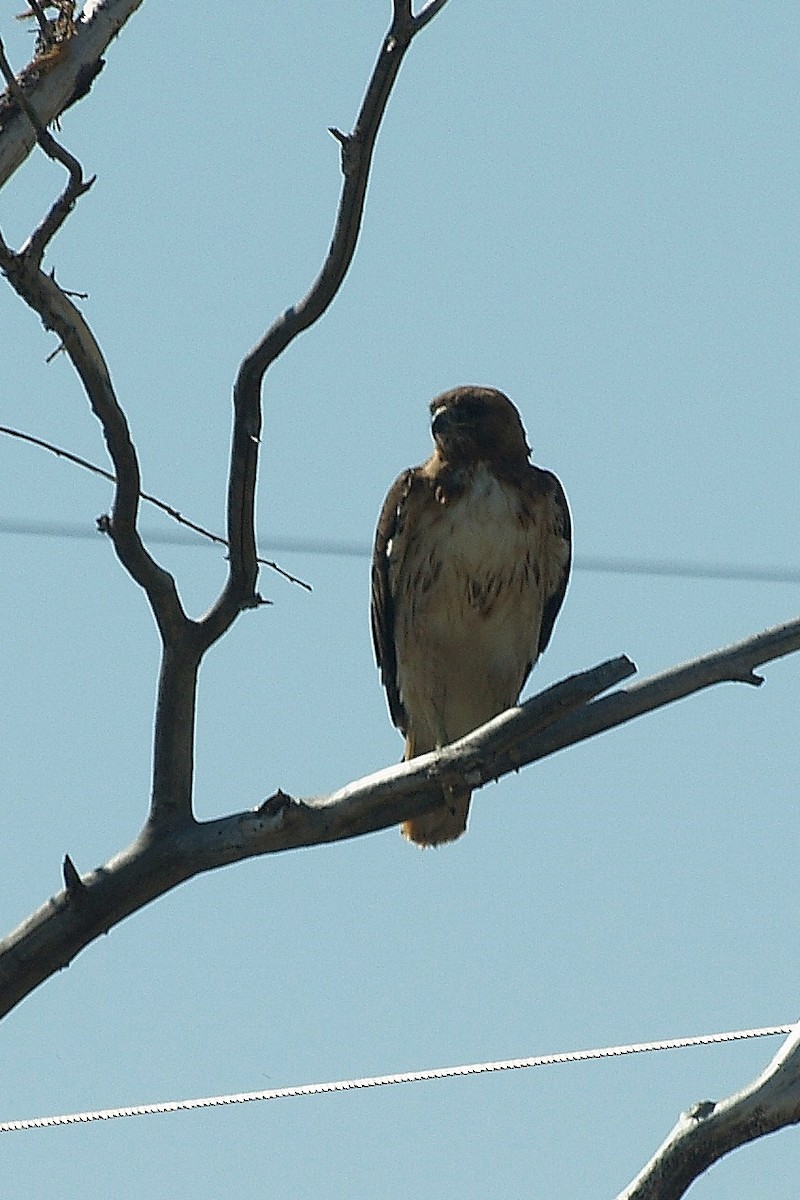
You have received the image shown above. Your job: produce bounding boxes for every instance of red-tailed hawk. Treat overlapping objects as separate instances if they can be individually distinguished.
[371,386,571,847]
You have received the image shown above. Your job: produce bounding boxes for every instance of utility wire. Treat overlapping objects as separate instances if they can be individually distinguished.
[1,517,799,586]
[0,1023,792,1134]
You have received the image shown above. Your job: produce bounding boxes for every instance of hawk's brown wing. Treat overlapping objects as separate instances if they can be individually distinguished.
[533,467,572,659]
[370,467,418,736]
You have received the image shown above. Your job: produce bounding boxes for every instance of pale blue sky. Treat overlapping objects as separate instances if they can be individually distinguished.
[2,3,799,1196]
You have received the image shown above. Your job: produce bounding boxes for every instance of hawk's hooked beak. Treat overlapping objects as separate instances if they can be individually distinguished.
[431,405,458,442]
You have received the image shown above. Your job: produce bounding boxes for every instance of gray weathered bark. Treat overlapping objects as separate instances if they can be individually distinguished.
[617,1022,800,1199]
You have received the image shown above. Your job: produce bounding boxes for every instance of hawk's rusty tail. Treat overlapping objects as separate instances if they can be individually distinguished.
[400,784,471,847]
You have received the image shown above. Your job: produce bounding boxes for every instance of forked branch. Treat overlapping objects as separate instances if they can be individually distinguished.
[1,18,195,831]
[0,2,450,836]
[201,0,451,649]
[0,123,182,639]
[0,616,797,1021]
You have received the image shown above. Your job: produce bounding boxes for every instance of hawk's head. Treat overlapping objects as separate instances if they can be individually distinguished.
[428,386,531,467]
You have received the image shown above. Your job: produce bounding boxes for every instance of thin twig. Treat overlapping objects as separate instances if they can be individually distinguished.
[0,425,312,591]
[17,2,53,41]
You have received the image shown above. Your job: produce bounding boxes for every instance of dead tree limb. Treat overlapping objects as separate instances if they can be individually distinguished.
[0,42,180,635]
[0,618,798,1021]
[0,0,453,1008]
[1,1,451,831]
[0,127,194,832]
[616,1022,800,1199]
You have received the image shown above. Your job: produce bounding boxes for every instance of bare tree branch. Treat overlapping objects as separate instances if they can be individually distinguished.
[0,0,144,189]
[0,245,184,633]
[1,618,797,1022]
[199,0,451,651]
[617,1022,800,1199]
[0,70,198,830]
[486,615,799,780]
[0,37,182,621]
[0,224,200,833]
[0,1,451,850]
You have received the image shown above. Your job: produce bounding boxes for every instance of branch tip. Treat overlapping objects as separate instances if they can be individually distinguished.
[256,789,295,817]
[686,1100,717,1122]
[62,853,86,899]
[328,126,358,175]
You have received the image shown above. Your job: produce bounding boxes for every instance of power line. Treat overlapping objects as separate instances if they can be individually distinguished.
[0,1023,791,1134]
[1,517,799,586]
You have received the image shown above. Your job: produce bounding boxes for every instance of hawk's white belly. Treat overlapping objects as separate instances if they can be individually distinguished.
[392,465,547,750]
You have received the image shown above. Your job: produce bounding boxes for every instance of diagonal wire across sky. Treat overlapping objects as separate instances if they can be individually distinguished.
[0,1023,792,1134]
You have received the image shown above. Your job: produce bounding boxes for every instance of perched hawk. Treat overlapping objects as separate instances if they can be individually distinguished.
[371,386,571,847]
